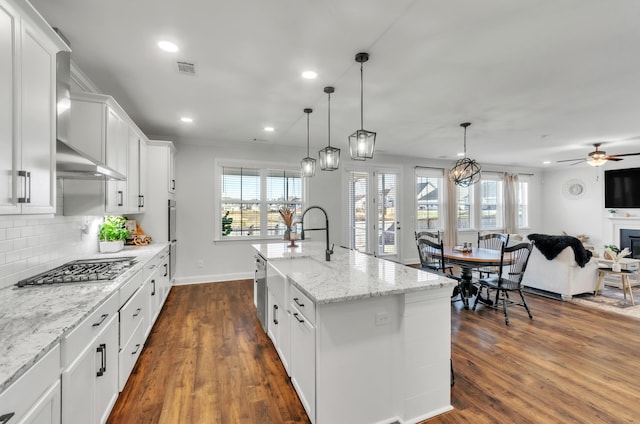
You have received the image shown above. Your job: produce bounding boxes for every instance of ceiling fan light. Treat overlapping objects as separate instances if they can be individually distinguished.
[587,158,607,167]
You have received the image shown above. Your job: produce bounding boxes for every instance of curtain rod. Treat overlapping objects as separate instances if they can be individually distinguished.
[414,166,445,170]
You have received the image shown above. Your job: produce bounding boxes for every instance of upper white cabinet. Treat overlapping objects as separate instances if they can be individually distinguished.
[0,0,67,215]
[65,92,149,215]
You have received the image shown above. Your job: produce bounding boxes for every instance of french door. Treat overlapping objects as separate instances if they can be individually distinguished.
[344,168,400,261]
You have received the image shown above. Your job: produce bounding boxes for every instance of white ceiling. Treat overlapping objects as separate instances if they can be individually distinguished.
[30,0,640,168]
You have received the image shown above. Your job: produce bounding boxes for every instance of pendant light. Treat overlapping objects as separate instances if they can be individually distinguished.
[449,122,482,187]
[349,52,376,160]
[319,86,340,171]
[300,108,316,177]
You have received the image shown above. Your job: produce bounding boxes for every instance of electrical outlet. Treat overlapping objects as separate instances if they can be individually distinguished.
[375,311,390,326]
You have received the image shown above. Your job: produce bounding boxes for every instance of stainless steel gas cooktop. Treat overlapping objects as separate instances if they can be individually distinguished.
[17,256,137,287]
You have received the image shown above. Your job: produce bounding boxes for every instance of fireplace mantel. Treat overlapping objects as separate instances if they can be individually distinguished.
[607,216,640,246]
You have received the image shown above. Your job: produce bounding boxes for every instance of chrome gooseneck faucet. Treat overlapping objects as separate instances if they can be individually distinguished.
[300,205,333,261]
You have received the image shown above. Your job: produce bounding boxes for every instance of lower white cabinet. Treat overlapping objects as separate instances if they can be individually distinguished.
[0,344,60,424]
[266,264,290,374]
[118,276,147,391]
[290,301,316,423]
[61,293,119,424]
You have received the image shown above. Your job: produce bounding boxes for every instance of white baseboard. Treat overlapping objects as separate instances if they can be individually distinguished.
[174,271,253,285]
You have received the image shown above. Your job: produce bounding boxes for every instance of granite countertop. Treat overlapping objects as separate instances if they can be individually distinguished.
[253,242,456,304]
[0,243,169,394]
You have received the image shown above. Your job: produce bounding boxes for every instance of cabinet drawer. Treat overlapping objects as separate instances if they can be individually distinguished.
[61,292,118,368]
[119,283,147,349]
[0,344,60,423]
[119,268,144,308]
[290,284,315,325]
[118,319,145,391]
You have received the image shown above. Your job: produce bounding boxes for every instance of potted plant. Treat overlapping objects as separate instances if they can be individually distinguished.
[98,215,130,253]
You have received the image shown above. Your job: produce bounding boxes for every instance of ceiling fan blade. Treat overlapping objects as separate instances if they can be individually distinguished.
[556,158,585,163]
[608,152,640,158]
[606,157,623,161]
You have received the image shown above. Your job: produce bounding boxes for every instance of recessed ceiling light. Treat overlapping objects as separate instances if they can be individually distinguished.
[264,126,275,132]
[158,40,178,52]
[302,71,318,79]
[181,117,193,123]
[543,160,551,164]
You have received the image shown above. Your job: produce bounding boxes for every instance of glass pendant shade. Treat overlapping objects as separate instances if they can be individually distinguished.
[320,86,340,171]
[348,129,375,160]
[349,52,376,160]
[587,158,607,167]
[449,122,482,187]
[319,145,340,170]
[300,108,316,177]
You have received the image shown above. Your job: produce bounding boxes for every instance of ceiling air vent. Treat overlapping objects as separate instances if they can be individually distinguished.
[177,61,196,75]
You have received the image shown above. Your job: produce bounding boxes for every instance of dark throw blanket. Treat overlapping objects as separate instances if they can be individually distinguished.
[527,233,593,268]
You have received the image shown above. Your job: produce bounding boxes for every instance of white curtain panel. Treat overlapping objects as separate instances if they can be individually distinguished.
[444,177,458,246]
[504,173,519,234]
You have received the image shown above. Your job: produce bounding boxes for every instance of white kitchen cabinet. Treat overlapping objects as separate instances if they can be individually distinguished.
[128,131,148,213]
[61,294,119,424]
[266,264,290,374]
[0,344,60,424]
[168,144,176,194]
[0,0,64,215]
[118,278,147,391]
[290,297,316,423]
[105,106,128,214]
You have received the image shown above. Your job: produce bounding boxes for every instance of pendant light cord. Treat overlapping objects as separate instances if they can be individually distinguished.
[360,61,364,130]
[327,92,332,147]
[463,125,467,157]
[306,112,310,156]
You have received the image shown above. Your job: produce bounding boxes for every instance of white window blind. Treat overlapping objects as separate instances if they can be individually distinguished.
[347,171,369,252]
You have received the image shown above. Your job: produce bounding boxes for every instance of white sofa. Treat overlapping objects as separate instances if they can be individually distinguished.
[522,238,599,300]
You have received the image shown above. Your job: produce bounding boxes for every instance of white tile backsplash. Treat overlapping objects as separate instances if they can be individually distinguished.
[0,181,104,289]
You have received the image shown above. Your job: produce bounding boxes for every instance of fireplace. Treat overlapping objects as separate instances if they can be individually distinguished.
[620,229,640,259]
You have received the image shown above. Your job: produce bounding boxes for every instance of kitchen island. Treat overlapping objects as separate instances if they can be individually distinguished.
[253,242,456,424]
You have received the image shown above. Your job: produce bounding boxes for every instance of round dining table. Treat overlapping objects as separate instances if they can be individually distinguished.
[442,246,508,309]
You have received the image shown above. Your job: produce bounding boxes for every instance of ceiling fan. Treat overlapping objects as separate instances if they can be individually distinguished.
[557,143,640,167]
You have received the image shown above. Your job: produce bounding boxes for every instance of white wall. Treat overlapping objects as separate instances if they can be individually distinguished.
[173,142,544,283]
[540,156,640,250]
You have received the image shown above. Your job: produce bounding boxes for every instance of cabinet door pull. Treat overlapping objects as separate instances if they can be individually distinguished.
[96,343,106,376]
[117,190,123,206]
[17,170,28,203]
[273,304,279,325]
[131,344,141,355]
[92,313,109,327]
[293,312,305,323]
[293,297,305,307]
[0,413,15,424]
[139,195,145,208]
[171,179,176,190]
[163,263,168,277]
[133,307,142,317]
[151,279,156,296]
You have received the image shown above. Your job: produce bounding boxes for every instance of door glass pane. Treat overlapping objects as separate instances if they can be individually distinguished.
[378,173,397,255]
[416,175,441,231]
[348,172,368,252]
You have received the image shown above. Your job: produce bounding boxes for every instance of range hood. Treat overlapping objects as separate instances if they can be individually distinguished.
[56,140,125,180]
[55,45,124,181]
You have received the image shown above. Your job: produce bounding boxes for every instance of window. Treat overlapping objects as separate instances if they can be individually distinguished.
[219,165,302,239]
[347,171,369,252]
[479,175,504,229]
[455,173,505,230]
[415,168,444,231]
[517,180,529,228]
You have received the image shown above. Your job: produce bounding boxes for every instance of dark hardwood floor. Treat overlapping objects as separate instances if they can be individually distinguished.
[108,280,640,424]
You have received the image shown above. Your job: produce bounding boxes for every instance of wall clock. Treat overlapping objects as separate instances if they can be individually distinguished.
[562,179,586,199]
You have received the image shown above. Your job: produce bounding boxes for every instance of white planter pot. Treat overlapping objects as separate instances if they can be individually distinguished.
[612,262,622,272]
[99,240,124,253]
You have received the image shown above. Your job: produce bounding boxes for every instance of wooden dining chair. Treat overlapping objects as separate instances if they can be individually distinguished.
[415,230,441,243]
[476,232,509,278]
[472,242,534,325]
[416,238,454,276]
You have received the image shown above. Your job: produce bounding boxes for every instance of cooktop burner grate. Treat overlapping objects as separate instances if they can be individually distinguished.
[17,256,136,287]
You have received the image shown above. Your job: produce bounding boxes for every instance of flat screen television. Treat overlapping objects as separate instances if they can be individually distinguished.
[604,167,640,208]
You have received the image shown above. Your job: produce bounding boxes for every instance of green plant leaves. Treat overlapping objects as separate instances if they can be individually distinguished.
[99,215,130,241]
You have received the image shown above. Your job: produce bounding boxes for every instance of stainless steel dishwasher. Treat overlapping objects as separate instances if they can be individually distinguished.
[254,254,267,332]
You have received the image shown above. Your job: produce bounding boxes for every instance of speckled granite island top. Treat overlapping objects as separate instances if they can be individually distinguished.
[0,243,169,394]
[253,242,456,304]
